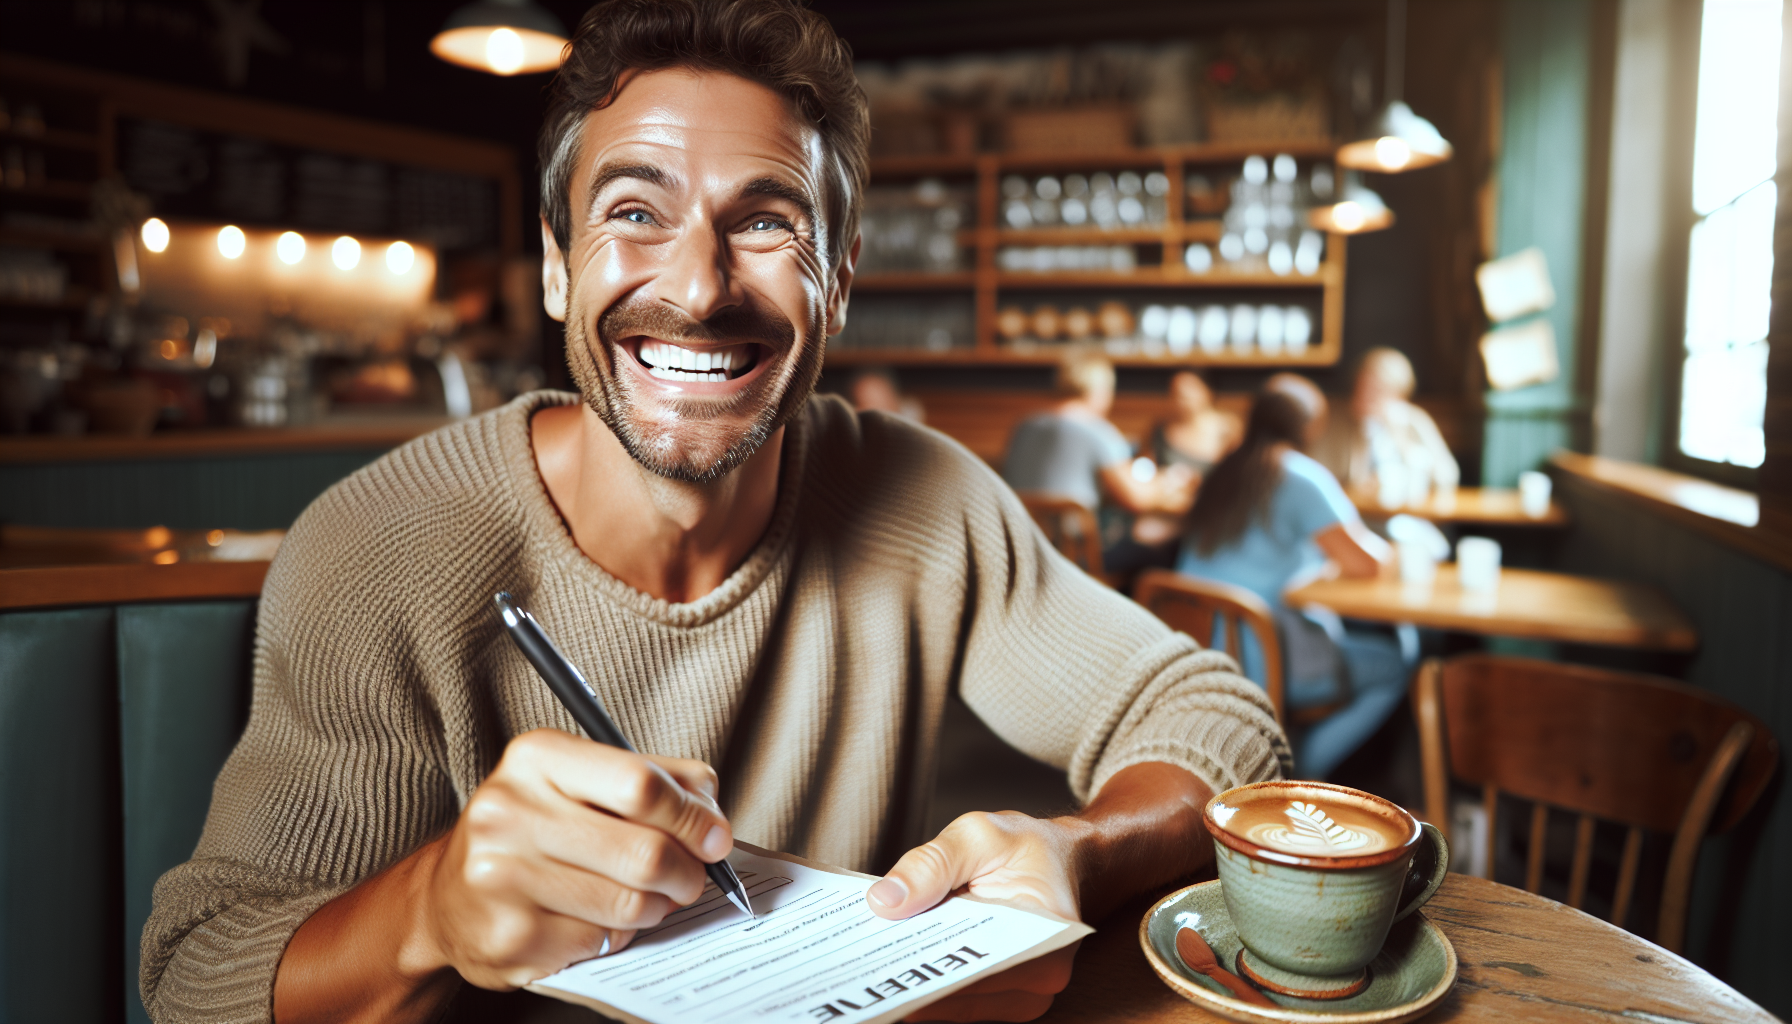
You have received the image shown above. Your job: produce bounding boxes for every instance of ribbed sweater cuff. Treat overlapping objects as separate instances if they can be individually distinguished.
[143,884,349,1024]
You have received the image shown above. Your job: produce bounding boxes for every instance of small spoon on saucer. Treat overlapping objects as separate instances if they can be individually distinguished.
[1177,927,1278,1008]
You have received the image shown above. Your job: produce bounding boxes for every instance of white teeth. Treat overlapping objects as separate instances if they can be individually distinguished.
[638,341,746,374]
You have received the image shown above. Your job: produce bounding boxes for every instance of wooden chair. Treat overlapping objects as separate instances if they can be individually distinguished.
[1133,568,1285,724]
[1017,492,1106,580]
[1412,654,1778,953]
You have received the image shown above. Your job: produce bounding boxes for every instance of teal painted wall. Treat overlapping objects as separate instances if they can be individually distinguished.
[0,449,391,531]
[1484,0,1594,486]
[1554,475,1791,1017]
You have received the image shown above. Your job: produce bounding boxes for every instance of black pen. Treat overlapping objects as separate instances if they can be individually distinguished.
[493,591,755,919]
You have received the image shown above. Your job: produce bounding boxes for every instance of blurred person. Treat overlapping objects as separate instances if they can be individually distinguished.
[1315,347,1459,501]
[1003,351,1195,572]
[1149,371,1242,478]
[846,367,924,422]
[1177,375,1413,780]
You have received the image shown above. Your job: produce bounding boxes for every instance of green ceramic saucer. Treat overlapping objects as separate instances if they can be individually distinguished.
[1139,879,1457,1024]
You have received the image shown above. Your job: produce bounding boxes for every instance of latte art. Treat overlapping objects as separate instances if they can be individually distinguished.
[1246,802,1375,852]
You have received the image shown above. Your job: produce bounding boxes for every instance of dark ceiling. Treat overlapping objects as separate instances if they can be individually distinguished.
[0,1,1383,157]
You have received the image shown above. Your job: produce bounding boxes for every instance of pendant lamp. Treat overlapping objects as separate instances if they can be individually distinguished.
[1335,0,1453,172]
[1308,171,1395,234]
[431,0,568,76]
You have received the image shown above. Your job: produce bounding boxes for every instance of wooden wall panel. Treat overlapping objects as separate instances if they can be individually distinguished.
[1554,473,1792,1017]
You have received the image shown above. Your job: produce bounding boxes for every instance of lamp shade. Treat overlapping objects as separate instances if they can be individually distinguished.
[1336,101,1452,173]
[1308,178,1395,234]
[431,0,568,76]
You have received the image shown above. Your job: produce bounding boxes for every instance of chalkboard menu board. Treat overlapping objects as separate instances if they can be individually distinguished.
[121,116,499,250]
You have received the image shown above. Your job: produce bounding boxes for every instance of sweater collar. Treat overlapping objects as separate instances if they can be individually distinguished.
[497,389,808,628]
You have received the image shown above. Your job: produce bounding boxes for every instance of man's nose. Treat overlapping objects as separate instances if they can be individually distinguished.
[652,223,742,323]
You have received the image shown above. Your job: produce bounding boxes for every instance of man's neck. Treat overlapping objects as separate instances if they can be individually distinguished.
[530,401,785,604]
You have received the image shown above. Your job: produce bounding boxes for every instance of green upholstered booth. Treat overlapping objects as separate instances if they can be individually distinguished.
[0,572,259,1024]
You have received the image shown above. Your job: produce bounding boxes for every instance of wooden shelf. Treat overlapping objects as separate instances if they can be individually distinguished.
[853,271,976,291]
[973,223,1225,245]
[868,140,1342,178]
[1,179,91,201]
[994,268,1333,289]
[0,224,106,251]
[0,126,100,151]
[861,138,1350,366]
[826,346,1340,369]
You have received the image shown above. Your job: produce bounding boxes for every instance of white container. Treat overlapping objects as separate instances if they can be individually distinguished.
[1518,470,1553,518]
[1398,540,1439,587]
[1456,537,1503,593]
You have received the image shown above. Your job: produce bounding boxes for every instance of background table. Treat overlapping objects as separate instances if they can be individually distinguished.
[1351,487,1570,528]
[1285,566,1697,651]
[1041,873,1772,1022]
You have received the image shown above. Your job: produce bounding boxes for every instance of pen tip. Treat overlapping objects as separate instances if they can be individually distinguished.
[728,890,755,918]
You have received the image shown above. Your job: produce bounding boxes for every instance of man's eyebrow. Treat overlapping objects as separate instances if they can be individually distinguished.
[586,162,673,209]
[738,177,817,222]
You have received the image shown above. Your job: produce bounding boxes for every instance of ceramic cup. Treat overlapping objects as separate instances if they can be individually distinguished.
[1204,781,1448,1000]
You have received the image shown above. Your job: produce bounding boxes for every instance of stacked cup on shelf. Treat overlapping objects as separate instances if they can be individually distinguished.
[1186,154,1333,277]
[1136,302,1314,356]
[997,171,1167,273]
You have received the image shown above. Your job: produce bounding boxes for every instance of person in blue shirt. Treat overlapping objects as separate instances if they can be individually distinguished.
[1176,374,1413,780]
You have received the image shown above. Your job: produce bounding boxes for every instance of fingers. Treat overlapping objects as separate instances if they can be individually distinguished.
[867,813,1006,920]
[647,754,720,804]
[506,730,733,863]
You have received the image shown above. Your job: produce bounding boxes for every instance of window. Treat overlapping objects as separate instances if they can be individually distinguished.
[1677,0,1782,468]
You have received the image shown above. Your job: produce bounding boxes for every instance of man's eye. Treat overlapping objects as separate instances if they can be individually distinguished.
[749,218,789,232]
[618,210,654,225]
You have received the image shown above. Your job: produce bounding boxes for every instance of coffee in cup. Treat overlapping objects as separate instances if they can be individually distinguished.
[1204,781,1448,1000]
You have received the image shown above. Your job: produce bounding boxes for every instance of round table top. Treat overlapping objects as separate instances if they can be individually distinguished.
[1039,873,1773,1023]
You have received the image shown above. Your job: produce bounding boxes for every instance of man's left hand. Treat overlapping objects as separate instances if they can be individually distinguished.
[864,762,1218,1023]
[865,811,1088,1022]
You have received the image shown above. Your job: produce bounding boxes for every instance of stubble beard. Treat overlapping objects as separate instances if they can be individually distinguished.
[564,282,826,484]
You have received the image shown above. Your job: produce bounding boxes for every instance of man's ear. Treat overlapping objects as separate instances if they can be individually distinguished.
[541,217,568,322]
[825,232,861,337]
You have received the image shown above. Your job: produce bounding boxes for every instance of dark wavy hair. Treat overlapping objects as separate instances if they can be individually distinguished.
[537,0,869,270]
[1183,389,1318,555]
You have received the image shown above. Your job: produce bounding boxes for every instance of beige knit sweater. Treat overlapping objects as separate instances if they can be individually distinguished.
[140,390,1287,1023]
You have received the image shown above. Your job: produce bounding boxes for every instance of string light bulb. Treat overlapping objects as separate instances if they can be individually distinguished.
[140,218,170,253]
[217,225,246,259]
[277,231,306,265]
[386,240,415,274]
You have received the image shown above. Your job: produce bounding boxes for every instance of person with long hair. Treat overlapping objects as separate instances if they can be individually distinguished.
[1178,374,1412,780]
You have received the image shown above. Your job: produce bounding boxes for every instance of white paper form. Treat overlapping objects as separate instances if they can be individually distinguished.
[529,844,1091,1024]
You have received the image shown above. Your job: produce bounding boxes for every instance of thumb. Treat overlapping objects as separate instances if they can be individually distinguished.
[866,820,996,920]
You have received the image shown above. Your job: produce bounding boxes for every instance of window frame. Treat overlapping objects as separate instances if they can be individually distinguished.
[1658,0,1780,489]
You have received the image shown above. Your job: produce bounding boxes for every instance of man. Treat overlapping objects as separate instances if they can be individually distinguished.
[1313,347,1460,503]
[141,3,1287,1022]
[1003,351,1195,576]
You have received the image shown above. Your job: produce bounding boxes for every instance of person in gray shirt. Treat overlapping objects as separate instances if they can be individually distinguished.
[1004,352,1196,569]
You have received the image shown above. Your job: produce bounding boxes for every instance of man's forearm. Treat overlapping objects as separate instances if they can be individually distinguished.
[1058,762,1215,922]
[273,837,457,1024]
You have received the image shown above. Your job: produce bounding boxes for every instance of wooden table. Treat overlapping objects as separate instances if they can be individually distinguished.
[1351,487,1569,528]
[1284,565,1698,651]
[1042,873,1773,1022]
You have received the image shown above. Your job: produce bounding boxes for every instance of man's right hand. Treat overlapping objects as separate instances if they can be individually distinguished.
[273,728,735,1023]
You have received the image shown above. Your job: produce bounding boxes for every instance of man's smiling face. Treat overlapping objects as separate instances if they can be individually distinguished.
[548,68,848,483]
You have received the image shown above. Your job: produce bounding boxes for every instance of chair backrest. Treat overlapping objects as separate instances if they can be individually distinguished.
[1017,492,1105,579]
[1412,653,1778,953]
[1132,568,1284,723]
[0,563,264,1024]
